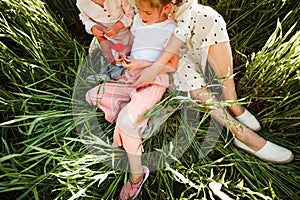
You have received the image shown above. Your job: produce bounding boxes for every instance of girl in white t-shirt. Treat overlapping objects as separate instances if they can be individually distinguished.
[85,0,178,199]
[128,0,294,164]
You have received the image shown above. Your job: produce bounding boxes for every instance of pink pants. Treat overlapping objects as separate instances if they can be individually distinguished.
[86,80,167,155]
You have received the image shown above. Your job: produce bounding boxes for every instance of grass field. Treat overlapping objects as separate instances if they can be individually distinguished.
[0,0,299,199]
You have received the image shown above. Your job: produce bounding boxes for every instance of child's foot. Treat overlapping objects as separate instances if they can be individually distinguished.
[86,74,109,84]
[119,166,149,200]
[235,109,261,131]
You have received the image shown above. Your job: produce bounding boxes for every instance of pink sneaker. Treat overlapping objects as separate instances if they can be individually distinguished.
[119,166,149,200]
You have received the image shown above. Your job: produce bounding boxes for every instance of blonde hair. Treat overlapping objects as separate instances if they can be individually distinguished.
[137,0,172,9]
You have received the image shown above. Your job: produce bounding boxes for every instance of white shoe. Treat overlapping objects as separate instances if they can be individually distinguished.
[234,138,294,164]
[235,109,261,131]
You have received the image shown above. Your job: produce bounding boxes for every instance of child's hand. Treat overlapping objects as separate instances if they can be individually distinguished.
[98,40,115,64]
[105,26,118,37]
[111,43,127,65]
[105,21,124,37]
[122,58,152,71]
[91,25,105,38]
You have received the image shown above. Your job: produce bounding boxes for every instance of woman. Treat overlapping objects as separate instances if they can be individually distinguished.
[124,0,294,164]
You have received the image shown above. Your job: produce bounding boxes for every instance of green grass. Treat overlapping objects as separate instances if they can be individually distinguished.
[0,0,299,199]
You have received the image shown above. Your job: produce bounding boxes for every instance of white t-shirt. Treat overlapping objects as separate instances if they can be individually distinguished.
[130,14,176,62]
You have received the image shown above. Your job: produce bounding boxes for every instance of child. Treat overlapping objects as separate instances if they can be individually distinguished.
[127,0,294,164]
[76,0,135,82]
[85,0,178,199]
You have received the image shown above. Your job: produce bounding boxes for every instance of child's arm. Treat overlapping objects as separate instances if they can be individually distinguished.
[78,12,101,35]
[91,25,105,39]
[122,59,154,71]
[119,0,135,28]
[131,35,183,87]
[78,12,114,62]
[123,53,178,72]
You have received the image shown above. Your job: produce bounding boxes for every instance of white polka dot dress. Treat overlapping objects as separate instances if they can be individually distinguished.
[170,1,230,92]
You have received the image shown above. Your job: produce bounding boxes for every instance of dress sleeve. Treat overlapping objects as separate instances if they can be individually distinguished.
[172,0,197,42]
[194,7,230,48]
[119,0,135,28]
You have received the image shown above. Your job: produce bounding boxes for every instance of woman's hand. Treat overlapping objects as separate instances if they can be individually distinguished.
[131,64,161,87]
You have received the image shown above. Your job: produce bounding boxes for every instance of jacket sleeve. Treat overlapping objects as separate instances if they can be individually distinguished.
[79,13,97,35]
[119,0,135,28]
[76,0,97,35]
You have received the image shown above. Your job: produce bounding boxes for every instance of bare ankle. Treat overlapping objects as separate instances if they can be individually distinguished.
[234,129,267,151]
[131,175,142,183]
[131,172,143,182]
[229,105,245,116]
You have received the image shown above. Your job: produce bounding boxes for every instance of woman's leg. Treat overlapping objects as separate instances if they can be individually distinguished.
[190,87,293,163]
[207,41,261,131]
[190,88,265,150]
[207,41,245,116]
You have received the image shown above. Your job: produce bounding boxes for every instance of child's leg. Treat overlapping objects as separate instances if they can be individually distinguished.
[117,85,166,199]
[119,159,149,200]
[85,82,133,122]
[88,36,99,55]
[127,153,143,181]
[114,84,167,175]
